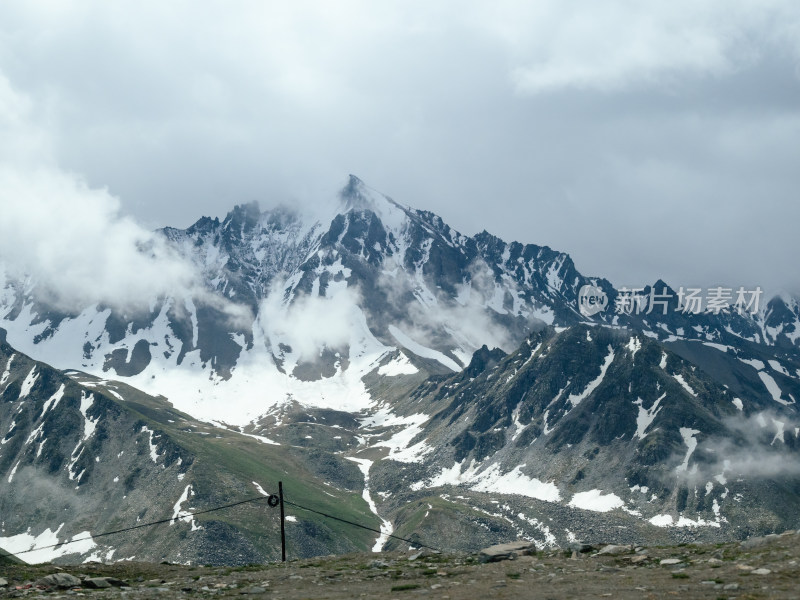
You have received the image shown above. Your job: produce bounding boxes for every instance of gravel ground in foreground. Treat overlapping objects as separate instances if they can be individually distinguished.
[2,531,800,599]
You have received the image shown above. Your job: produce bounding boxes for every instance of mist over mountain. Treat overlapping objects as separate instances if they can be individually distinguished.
[1,175,799,563]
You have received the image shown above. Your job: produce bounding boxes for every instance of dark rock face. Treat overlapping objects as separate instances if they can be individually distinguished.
[374,325,800,538]
[103,339,152,376]
[464,346,507,378]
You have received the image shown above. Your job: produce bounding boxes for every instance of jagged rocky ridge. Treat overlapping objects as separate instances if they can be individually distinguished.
[1,175,800,561]
[2,175,797,425]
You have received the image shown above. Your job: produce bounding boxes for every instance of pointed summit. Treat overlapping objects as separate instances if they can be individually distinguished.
[222,200,262,233]
[339,174,373,212]
[336,174,411,230]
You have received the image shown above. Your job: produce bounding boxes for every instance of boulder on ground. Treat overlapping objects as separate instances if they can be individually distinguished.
[36,573,81,589]
[479,541,537,563]
[84,577,112,589]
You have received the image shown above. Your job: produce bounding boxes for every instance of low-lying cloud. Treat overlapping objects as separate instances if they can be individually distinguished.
[682,409,800,484]
[379,256,518,358]
[0,73,247,320]
[256,281,363,361]
[0,166,220,314]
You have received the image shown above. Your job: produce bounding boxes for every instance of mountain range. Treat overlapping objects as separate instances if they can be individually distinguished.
[1,175,799,563]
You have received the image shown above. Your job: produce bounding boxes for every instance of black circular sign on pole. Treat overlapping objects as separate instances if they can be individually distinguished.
[267,494,280,507]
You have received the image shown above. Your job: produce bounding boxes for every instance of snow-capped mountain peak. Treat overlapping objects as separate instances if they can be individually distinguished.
[1,176,798,427]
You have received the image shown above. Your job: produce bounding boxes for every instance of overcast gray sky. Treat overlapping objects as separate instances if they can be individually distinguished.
[1,1,799,296]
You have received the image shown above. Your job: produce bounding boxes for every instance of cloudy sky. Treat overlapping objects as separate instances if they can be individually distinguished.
[1,1,799,295]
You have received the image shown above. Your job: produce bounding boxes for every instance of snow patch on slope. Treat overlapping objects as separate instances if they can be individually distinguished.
[414,460,561,503]
[41,383,65,416]
[388,325,461,372]
[19,366,38,398]
[633,392,665,439]
[758,371,792,405]
[141,426,162,463]
[672,374,698,397]
[79,392,98,441]
[346,457,393,552]
[740,357,765,370]
[568,490,624,512]
[676,427,700,473]
[0,353,15,388]
[171,484,201,531]
[470,464,561,502]
[377,352,418,376]
[362,409,432,463]
[648,514,721,528]
[0,525,97,563]
[566,346,614,407]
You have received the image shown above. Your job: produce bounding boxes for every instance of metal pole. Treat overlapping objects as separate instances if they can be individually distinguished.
[278,481,286,562]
